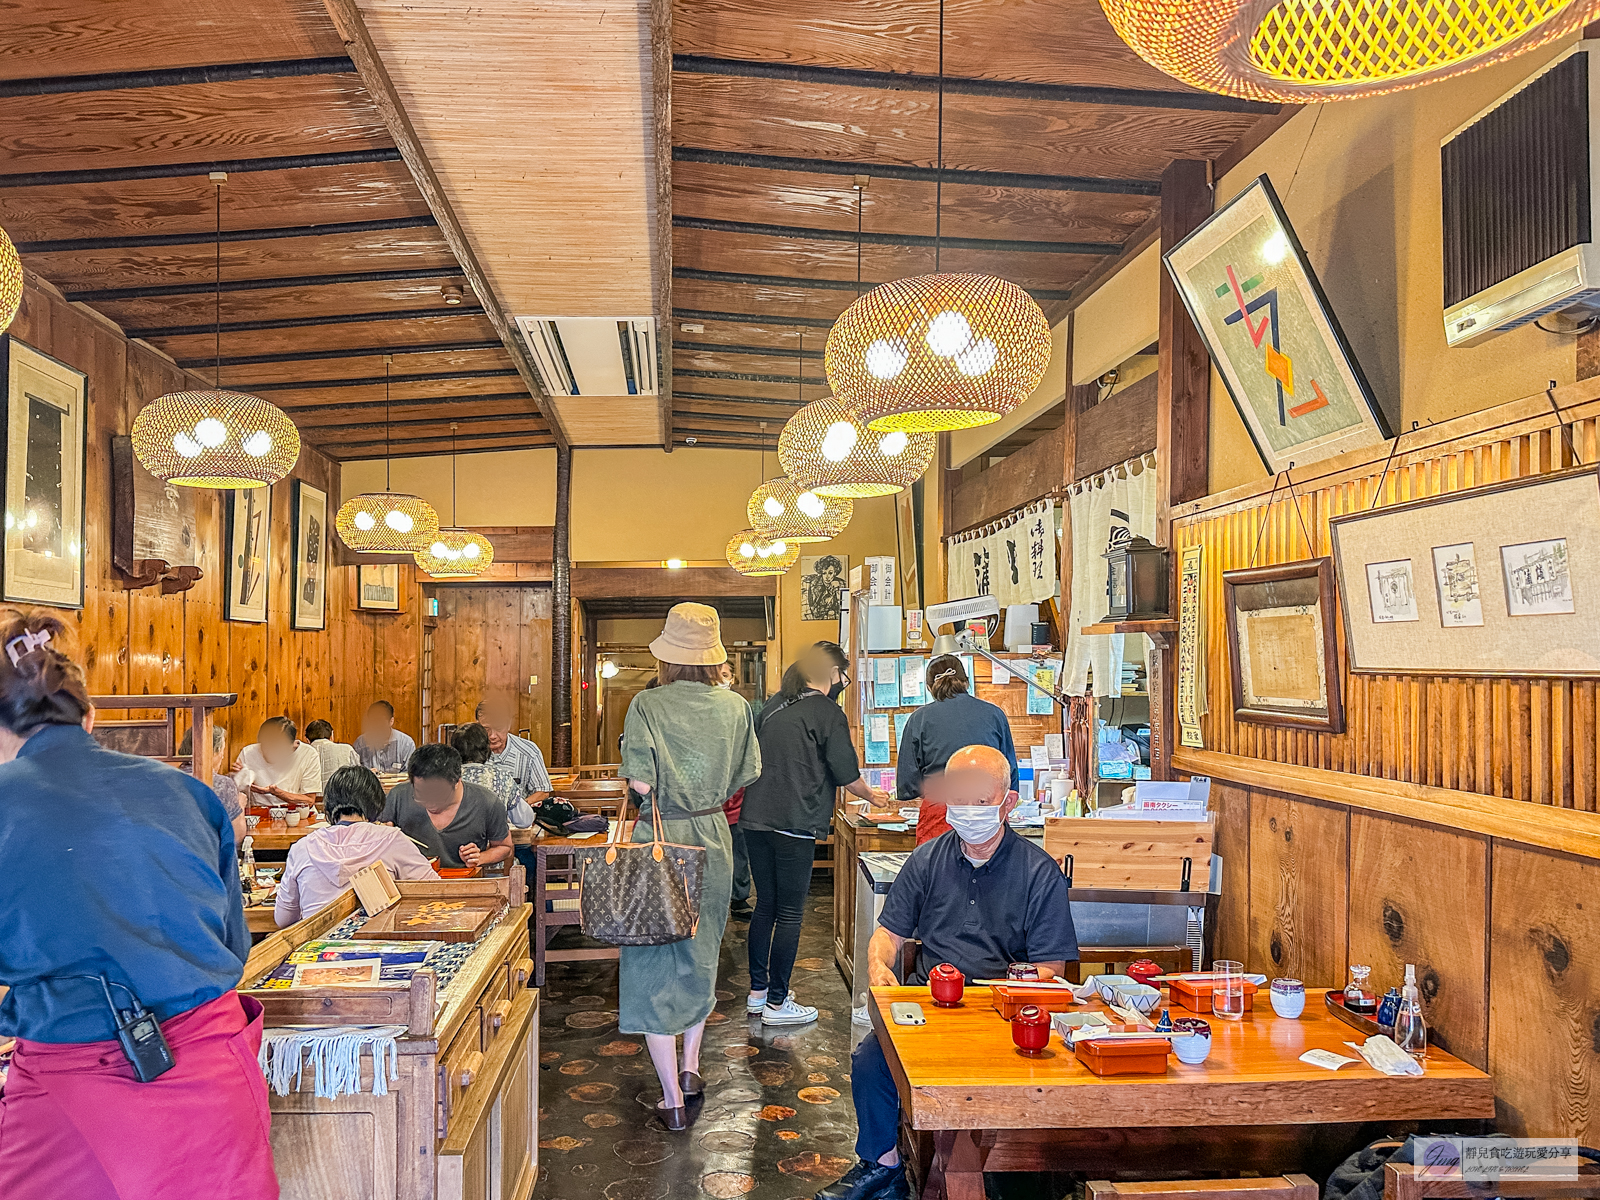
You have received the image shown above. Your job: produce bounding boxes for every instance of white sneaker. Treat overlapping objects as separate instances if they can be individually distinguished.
[746,989,769,1013]
[762,996,818,1025]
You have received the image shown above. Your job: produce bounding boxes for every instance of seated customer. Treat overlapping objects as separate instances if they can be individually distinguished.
[817,745,1078,1200]
[236,716,323,805]
[274,766,438,927]
[178,723,245,846]
[451,722,533,828]
[354,700,416,772]
[379,743,512,870]
[475,696,550,804]
[305,718,359,784]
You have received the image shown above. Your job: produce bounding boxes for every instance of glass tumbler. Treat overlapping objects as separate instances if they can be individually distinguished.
[1213,960,1247,1020]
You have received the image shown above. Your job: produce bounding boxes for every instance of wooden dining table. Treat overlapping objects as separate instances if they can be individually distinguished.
[870,987,1495,1200]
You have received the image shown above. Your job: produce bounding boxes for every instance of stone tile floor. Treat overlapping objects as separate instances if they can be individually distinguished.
[534,880,864,1200]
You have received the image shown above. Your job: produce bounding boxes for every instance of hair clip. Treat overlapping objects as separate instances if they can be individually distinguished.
[5,628,52,666]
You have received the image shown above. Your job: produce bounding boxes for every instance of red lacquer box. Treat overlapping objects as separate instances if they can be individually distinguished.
[1170,977,1258,1014]
[1072,1035,1171,1076]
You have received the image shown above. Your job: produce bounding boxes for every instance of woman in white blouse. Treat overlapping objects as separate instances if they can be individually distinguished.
[236,716,323,806]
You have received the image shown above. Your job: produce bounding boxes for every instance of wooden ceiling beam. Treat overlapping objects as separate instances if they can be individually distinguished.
[127,305,484,339]
[674,307,834,329]
[177,339,502,369]
[67,265,460,303]
[316,428,554,452]
[676,340,820,360]
[676,367,821,385]
[674,410,792,425]
[279,389,529,416]
[674,265,1071,302]
[305,411,547,435]
[0,148,402,190]
[672,146,1157,196]
[242,367,518,393]
[672,214,1118,255]
[0,57,354,98]
[15,214,436,254]
[673,391,807,408]
[322,0,571,451]
[672,54,1276,115]
[324,440,552,461]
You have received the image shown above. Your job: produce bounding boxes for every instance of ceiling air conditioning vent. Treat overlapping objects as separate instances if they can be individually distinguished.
[516,316,658,395]
[1442,44,1596,347]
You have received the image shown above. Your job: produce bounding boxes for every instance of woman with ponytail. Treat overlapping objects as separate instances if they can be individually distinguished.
[896,654,1018,846]
[0,610,277,1199]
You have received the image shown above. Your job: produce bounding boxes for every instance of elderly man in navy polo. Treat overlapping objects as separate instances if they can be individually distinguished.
[817,744,1078,1200]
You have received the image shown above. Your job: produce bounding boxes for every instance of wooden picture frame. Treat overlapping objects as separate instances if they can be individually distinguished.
[291,479,327,631]
[1,337,87,609]
[1222,557,1344,732]
[225,486,270,623]
[357,563,400,612]
[1164,175,1391,473]
[1328,466,1600,677]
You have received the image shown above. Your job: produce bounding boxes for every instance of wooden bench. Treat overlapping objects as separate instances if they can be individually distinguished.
[1091,1178,1318,1200]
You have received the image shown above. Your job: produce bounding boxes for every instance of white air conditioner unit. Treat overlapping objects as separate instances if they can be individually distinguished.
[515,316,658,395]
[1442,42,1600,347]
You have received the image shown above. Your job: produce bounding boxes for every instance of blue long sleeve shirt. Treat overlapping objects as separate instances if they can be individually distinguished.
[895,691,1019,802]
[0,724,249,1043]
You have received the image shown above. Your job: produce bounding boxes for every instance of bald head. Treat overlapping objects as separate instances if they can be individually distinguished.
[924,744,1016,810]
[948,744,1011,789]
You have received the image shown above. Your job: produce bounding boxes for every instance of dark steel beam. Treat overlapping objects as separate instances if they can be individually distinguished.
[176,338,502,369]
[241,367,518,393]
[0,57,354,98]
[673,265,1071,302]
[129,305,485,339]
[676,438,777,450]
[676,367,824,385]
[675,426,785,439]
[673,391,806,408]
[673,214,1119,255]
[16,215,437,255]
[0,148,403,190]
[325,440,552,461]
[304,411,545,434]
[672,146,1159,197]
[66,265,461,303]
[311,428,554,451]
[279,390,529,416]
[672,54,1276,114]
[675,340,822,360]
[674,307,834,329]
[674,410,793,425]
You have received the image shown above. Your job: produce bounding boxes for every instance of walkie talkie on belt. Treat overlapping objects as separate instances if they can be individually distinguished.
[99,976,174,1082]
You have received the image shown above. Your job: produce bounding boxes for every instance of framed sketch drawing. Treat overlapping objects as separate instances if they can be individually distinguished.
[357,563,400,612]
[1164,175,1390,473]
[291,480,327,631]
[800,553,848,622]
[1329,467,1600,676]
[2,338,87,608]
[225,487,270,623]
[111,435,204,593]
[1222,558,1343,732]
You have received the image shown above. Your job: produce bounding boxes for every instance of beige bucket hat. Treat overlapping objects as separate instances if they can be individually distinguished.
[649,602,727,666]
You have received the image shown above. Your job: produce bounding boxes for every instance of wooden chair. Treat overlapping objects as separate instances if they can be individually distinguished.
[1385,1162,1600,1200]
[1090,1176,1318,1200]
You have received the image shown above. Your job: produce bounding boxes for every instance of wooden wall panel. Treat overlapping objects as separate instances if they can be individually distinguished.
[949,422,1067,534]
[1488,844,1600,1141]
[427,584,554,757]
[1347,812,1490,1069]
[1246,789,1348,987]
[6,280,423,755]
[1210,780,1251,964]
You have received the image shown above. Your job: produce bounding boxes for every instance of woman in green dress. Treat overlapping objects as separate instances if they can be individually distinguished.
[620,603,761,1130]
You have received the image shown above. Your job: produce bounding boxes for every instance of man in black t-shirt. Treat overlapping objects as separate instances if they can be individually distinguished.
[380,743,512,870]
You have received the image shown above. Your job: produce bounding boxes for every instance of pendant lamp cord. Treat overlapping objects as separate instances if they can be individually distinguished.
[450,423,459,526]
[934,0,945,274]
[855,180,864,295]
[214,180,222,390]
[384,354,393,491]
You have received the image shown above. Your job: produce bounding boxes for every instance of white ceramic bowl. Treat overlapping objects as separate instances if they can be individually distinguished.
[1111,983,1162,1015]
[1093,975,1139,1004]
[1269,989,1306,1018]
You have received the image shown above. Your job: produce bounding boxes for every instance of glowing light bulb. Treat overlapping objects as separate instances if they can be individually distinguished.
[384,510,414,533]
[954,337,998,377]
[820,421,858,462]
[925,310,972,357]
[878,431,908,457]
[864,337,908,380]
[797,491,825,518]
[739,541,756,558]
[355,511,377,531]
[770,540,786,555]
[194,417,228,448]
[173,432,203,458]
[242,430,273,457]
[763,495,785,517]
[462,542,479,559]
[431,541,448,556]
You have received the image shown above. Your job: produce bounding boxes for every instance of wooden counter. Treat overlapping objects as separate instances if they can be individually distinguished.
[241,873,536,1200]
[832,810,916,982]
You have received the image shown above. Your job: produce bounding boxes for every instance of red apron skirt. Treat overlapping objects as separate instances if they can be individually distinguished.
[915,801,951,845]
[0,991,278,1200]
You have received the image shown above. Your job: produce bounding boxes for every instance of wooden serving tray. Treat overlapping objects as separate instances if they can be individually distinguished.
[352,897,504,943]
[1324,989,1382,1037]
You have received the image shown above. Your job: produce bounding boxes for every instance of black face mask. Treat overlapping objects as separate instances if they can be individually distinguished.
[827,677,848,701]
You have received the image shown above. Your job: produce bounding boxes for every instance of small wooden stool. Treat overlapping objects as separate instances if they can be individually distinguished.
[1090,1176,1319,1200]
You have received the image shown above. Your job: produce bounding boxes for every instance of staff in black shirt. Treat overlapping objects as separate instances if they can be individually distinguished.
[897,654,1018,845]
[739,643,887,1026]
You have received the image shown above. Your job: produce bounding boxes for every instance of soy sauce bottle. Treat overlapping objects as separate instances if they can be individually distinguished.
[1344,964,1377,1014]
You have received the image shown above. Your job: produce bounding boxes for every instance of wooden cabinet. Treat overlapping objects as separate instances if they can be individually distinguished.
[832,812,915,981]
[241,875,537,1200]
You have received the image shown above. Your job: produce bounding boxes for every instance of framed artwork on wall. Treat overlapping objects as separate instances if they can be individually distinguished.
[292,479,327,631]
[110,435,205,593]
[1164,174,1391,473]
[1329,466,1600,676]
[800,553,848,622]
[357,563,400,612]
[2,337,87,609]
[1222,557,1344,732]
[225,486,270,623]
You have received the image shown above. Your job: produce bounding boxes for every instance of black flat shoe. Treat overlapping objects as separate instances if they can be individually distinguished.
[815,1159,908,1200]
[679,1070,703,1097]
[655,1102,690,1132]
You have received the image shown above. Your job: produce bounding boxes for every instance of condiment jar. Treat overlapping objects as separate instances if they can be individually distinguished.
[1172,1017,1212,1064]
[929,963,965,1007]
[1127,959,1163,988]
[1011,1004,1051,1056]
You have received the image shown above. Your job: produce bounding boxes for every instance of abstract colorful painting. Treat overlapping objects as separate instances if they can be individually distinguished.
[1165,175,1390,473]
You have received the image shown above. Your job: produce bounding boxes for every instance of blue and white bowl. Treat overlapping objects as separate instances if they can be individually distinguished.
[1270,978,1306,1018]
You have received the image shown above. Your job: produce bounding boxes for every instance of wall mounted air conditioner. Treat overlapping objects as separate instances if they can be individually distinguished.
[1442,42,1598,347]
[515,316,658,395]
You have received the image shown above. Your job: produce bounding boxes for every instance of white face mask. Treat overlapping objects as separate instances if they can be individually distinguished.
[945,804,1004,845]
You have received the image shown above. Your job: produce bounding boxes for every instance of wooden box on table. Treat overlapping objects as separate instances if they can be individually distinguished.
[239,872,537,1200]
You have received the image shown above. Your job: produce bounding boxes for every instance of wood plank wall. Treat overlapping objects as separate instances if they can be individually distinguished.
[9,279,423,753]
[428,586,552,755]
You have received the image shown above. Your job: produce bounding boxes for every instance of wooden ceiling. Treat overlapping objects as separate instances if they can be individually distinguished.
[1,0,558,461]
[3,0,1285,462]
[664,0,1283,452]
